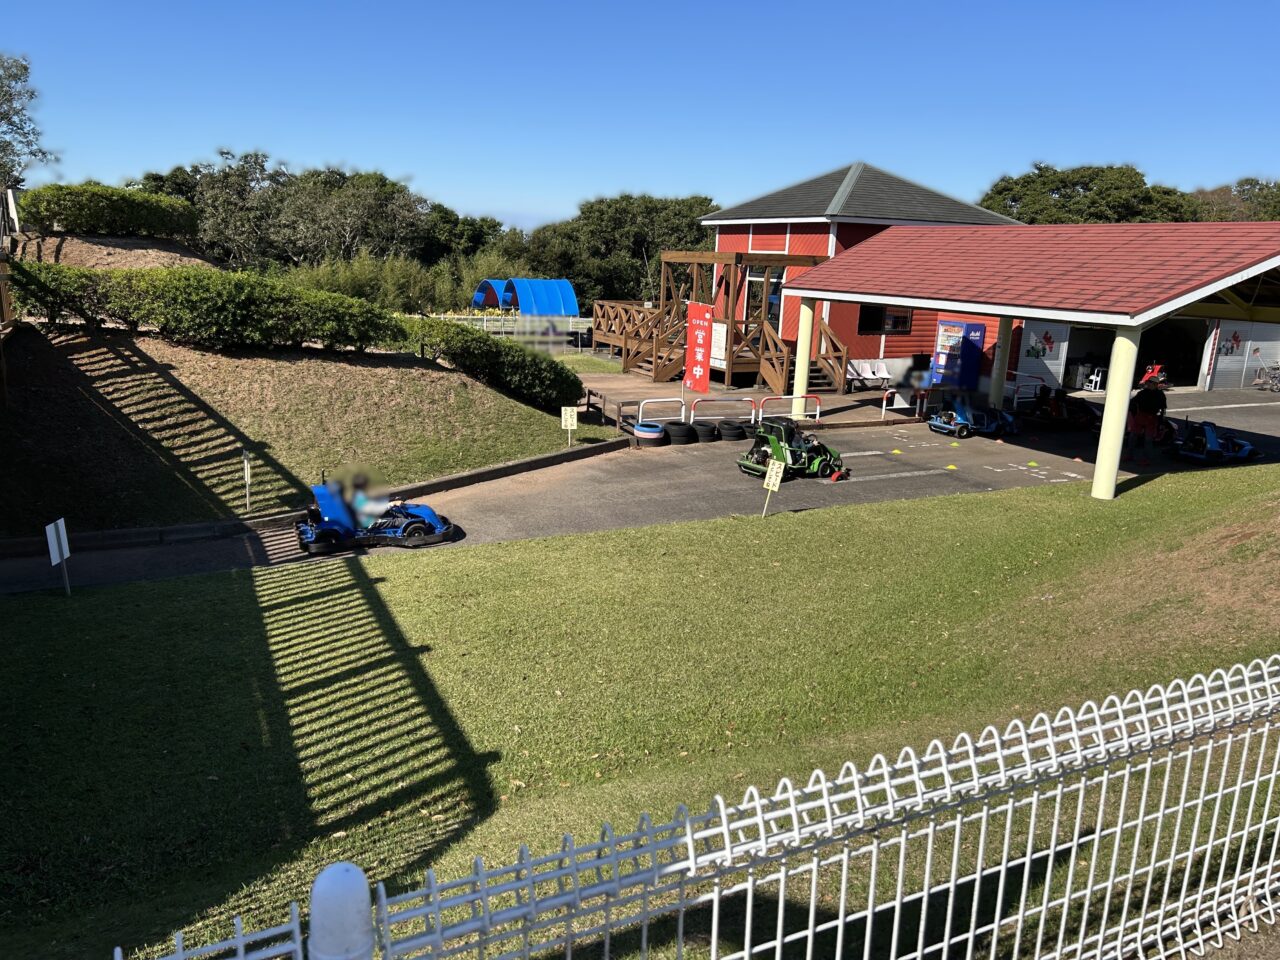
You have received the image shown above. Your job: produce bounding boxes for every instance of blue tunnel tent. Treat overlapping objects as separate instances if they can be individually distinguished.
[470,278,580,316]
[471,278,505,309]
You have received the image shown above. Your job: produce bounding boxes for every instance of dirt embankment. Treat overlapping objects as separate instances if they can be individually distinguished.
[14,232,219,270]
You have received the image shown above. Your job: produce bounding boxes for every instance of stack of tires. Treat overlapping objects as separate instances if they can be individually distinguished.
[632,421,667,447]
[664,421,695,445]
[717,419,753,441]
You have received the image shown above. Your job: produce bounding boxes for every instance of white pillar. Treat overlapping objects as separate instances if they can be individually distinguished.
[309,862,375,960]
[1091,328,1141,501]
[791,297,816,418]
[987,316,1015,408]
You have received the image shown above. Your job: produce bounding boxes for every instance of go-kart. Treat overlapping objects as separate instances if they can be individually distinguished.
[928,393,1019,439]
[737,416,844,479]
[1171,419,1261,464]
[296,482,455,554]
[1021,386,1101,431]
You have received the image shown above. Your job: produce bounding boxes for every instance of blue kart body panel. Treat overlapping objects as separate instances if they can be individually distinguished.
[928,393,1019,439]
[296,483,453,553]
[1172,420,1260,464]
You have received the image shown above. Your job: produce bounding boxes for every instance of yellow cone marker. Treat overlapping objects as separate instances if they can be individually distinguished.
[1027,461,1039,467]
[950,441,960,447]
[946,464,958,470]
[891,448,903,455]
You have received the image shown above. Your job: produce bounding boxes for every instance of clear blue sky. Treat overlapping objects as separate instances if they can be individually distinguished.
[13,0,1280,229]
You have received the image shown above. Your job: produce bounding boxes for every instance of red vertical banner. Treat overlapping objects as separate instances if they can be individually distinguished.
[683,302,714,394]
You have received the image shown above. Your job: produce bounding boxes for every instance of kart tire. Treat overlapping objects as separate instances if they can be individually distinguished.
[691,420,720,442]
[636,431,668,447]
[719,425,747,441]
[817,461,835,479]
[632,420,666,440]
[956,424,972,439]
[665,421,694,440]
[667,431,696,445]
[304,533,341,556]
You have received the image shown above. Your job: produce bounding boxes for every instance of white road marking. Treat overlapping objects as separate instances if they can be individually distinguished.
[1170,401,1280,413]
[846,469,952,483]
[839,450,886,457]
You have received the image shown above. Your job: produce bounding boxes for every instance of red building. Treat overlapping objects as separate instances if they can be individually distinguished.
[700,162,1020,379]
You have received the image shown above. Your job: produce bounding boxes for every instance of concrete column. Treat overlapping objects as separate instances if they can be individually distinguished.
[1090,327,1141,501]
[791,297,816,418]
[987,316,1015,408]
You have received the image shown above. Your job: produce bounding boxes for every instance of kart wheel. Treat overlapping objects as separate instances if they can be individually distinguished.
[956,424,972,439]
[305,533,341,555]
[817,461,834,479]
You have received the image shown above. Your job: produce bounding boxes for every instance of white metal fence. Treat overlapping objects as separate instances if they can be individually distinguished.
[124,656,1280,960]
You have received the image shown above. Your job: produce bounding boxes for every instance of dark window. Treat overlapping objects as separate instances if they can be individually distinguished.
[857,304,913,335]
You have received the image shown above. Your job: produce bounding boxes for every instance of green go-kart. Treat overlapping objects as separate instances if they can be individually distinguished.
[737,416,845,480]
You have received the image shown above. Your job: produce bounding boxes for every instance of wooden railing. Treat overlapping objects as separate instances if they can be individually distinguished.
[814,315,849,395]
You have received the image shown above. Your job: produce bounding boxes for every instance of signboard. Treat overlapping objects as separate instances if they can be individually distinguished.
[763,459,785,492]
[46,517,69,566]
[560,406,578,430]
[683,302,714,394]
[46,517,71,596]
[710,321,728,370]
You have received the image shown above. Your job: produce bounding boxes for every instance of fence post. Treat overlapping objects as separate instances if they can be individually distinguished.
[308,862,375,960]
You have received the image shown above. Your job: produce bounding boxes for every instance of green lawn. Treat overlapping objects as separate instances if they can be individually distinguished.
[0,326,612,536]
[3,465,1280,958]
[556,350,622,374]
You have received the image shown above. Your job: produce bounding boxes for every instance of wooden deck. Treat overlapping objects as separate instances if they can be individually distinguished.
[591,251,848,395]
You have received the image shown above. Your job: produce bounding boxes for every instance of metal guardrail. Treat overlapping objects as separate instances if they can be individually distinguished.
[758,394,821,422]
[124,655,1280,960]
[635,397,687,424]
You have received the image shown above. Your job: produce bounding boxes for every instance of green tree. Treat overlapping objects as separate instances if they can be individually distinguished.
[526,194,717,304]
[980,163,1201,224]
[0,53,56,188]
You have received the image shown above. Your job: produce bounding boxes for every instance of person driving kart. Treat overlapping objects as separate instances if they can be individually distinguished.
[349,474,405,529]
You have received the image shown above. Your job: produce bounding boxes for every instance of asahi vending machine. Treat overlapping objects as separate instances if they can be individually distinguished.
[928,320,986,390]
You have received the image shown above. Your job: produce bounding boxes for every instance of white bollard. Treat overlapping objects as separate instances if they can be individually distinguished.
[308,862,375,960]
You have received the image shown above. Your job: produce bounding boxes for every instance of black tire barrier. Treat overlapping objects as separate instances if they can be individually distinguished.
[667,432,696,445]
[665,421,694,439]
[719,425,747,441]
[636,432,668,447]
[691,420,720,442]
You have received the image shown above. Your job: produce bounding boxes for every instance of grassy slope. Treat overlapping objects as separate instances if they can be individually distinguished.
[0,327,612,536]
[556,351,623,374]
[3,465,1279,956]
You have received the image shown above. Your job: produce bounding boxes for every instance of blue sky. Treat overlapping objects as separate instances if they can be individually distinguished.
[12,0,1280,229]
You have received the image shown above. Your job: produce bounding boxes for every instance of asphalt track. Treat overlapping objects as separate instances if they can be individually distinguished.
[3,391,1277,595]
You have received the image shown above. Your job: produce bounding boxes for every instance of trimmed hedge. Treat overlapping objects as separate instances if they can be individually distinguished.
[397,316,583,410]
[11,262,401,351]
[19,183,198,238]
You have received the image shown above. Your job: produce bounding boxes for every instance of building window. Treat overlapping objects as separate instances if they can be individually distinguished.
[858,304,913,335]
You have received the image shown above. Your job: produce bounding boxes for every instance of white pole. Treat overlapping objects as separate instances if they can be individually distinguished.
[243,449,251,512]
[309,862,374,960]
[1091,328,1142,501]
[761,488,773,518]
[791,298,816,418]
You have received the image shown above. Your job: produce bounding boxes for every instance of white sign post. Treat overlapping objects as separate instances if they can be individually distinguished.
[761,459,785,517]
[242,448,252,511]
[45,517,71,596]
[561,406,578,447]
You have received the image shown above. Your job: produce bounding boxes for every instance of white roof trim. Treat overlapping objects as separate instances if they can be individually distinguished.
[784,287,1133,326]
[787,250,1280,330]
[700,215,1008,227]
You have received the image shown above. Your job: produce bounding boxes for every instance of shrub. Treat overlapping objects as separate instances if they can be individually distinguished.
[19,183,198,238]
[283,251,438,314]
[10,262,401,351]
[398,316,582,409]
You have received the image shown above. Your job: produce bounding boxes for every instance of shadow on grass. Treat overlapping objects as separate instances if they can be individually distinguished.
[1,325,500,957]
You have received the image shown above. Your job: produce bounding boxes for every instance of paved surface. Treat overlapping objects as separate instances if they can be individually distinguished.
[3,390,1277,595]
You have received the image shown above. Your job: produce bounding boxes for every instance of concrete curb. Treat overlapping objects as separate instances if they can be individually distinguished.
[0,436,631,559]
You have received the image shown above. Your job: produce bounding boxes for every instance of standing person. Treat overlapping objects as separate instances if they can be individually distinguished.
[1128,380,1167,466]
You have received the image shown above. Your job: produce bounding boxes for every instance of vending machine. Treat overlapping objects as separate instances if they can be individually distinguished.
[928,321,986,390]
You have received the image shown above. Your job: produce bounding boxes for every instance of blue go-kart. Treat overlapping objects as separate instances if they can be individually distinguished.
[296,482,455,554]
[928,393,1019,439]
[1171,419,1261,464]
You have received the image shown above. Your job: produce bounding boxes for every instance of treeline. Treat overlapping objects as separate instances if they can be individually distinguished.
[979,163,1280,224]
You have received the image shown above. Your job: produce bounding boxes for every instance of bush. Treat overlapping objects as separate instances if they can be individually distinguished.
[283,251,438,314]
[19,183,198,238]
[10,262,401,351]
[397,316,582,409]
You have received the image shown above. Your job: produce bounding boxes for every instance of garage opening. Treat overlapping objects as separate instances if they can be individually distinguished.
[1137,315,1214,387]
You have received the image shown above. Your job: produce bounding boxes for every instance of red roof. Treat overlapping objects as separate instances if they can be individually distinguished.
[786,222,1280,321]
